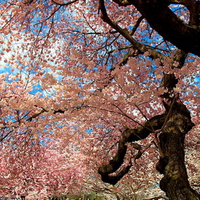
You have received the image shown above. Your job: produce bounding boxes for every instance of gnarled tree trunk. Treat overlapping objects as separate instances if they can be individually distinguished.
[98,100,200,200]
[156,101,199,200]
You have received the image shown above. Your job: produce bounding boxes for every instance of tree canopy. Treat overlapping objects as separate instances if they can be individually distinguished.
[0,0,199,199]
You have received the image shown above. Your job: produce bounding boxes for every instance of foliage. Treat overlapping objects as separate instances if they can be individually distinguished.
[0,0,199,199]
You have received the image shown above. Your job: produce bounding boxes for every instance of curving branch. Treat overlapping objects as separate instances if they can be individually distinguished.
[128,0,200,56]
[109,0,200,56]
[98,113,166,185]
[99,0,166,60]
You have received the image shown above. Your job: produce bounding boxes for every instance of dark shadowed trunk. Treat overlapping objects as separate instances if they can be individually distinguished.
[156,101,199,200]
[97,1,200,198]
[98,98,200,200]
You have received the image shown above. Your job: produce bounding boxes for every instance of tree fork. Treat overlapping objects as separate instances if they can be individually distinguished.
[128,0,200,56]
[98,98,200,199]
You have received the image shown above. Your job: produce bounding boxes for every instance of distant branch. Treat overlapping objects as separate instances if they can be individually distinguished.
[27,109,47,122]
[130,15,144,35]
[27,106,66,122]
[0,130,13,142]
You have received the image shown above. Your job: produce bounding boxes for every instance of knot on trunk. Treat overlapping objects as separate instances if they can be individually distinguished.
[156,156,169,174]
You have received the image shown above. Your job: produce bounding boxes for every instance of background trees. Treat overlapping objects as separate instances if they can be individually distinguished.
[0,136,86,199]
[0,0,199,199]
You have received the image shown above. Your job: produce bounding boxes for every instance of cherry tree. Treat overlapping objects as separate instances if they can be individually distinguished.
[0,0,200,200]
[0,134,86,199]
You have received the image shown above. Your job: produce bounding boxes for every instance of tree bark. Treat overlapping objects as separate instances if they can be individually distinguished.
[156,101,200,200]
[98,100,200,200]
[97,1,200,198]
[98,114,166,184]
[126,0,200,56]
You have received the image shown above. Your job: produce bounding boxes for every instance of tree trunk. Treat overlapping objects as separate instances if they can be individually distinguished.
[156,101,200,200]
[98,100,200,200]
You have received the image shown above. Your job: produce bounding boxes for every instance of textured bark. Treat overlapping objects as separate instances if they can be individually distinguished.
[98,114,166,184]
[98,100,200,199]
[127,0,200,56]
[156,101,200,200]
[97,1,200,199]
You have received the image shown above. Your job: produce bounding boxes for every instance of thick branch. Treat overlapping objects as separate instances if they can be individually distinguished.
[98,114,165,185]
[129,0,200,56]
[156,101,199,199]
[99,0,165,60]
